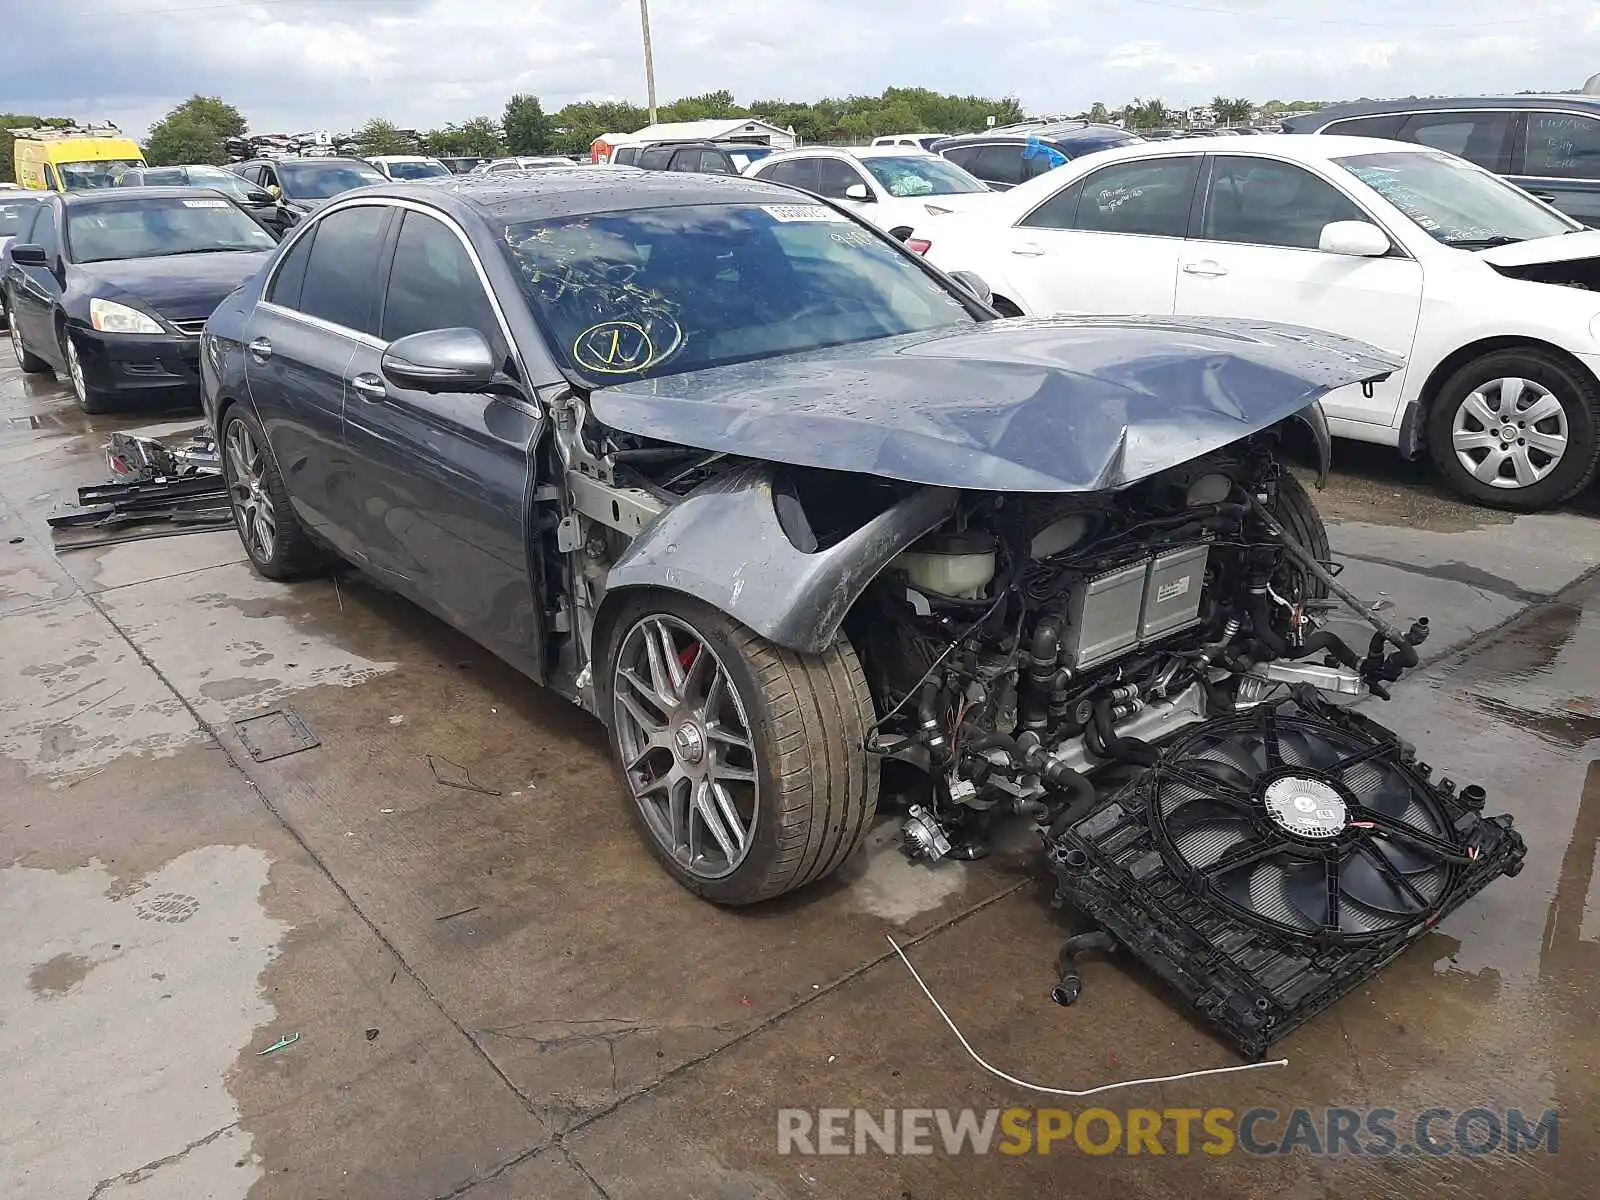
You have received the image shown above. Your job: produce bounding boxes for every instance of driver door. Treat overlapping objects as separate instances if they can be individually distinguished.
[1172,154,1423,428]
[340,207,545,678]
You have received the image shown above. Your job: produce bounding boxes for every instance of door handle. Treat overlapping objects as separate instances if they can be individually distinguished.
[247,336,272,362]
[350,372,387,403]
[1010,240,1046,257]
[1181,259,1228,277]
[1529,190,1557,203]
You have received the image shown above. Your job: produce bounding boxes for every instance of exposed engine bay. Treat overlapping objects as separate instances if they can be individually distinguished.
[543,394,1525,1058]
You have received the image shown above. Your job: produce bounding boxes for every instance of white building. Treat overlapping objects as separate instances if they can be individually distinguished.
[625,117,797,150]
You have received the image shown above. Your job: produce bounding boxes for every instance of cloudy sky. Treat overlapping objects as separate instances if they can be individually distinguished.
[11,0,1600,137]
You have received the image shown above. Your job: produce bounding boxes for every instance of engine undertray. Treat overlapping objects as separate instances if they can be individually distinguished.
[1045,697,1527,1058]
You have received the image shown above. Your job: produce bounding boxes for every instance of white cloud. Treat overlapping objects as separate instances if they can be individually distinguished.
[7,0,1599,137]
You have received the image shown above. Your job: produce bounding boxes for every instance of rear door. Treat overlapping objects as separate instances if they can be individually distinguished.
[245,202,392,554]
[1394,110,1515,173]
[1172,154,1423,428]
[999,154,1199,314]
[340,206,543,676]
[1511,110,1600,228]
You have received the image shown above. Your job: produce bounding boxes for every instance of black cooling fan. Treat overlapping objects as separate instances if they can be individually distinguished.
[1046,699,1526,1058]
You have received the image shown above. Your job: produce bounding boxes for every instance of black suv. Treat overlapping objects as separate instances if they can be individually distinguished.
[929,121,1143,190]
[228,156,387,235]
[1282,95,1600,227]
[626,140,744,175]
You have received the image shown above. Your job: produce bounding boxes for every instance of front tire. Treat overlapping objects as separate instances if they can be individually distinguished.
[1427,349,1600,511]
[219,404,326,579]
[604,594,879,906]
[1271,467,1331,602]
[62,329,113,413]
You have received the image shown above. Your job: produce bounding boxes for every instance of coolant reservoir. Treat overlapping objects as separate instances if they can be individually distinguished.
[896,531,997,599]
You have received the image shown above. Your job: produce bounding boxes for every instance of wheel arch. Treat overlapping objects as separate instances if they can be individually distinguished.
[1416,335,1595,432]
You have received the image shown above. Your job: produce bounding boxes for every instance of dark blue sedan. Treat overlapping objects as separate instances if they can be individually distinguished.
[4,187,276,411]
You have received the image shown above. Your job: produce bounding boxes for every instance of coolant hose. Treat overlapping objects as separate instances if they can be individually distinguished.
[1045,765,1098,838]
[1089,700,1158,768]
[1248,587,1363,670]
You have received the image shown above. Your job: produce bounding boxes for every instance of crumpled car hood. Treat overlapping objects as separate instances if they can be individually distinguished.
[590,316,1401,492]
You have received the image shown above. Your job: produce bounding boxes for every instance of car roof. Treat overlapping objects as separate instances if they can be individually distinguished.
[242,156,374,167]
[323,168,808,223]
[760,145,937,162]
[932,123,1134,147]
[369,155,439,163]
[1063,133,1430,164]
[58,185,240,206]
[1291,94,1600,127]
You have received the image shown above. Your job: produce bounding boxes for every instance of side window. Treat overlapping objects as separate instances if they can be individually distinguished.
[43,164,60,192]
[813,159,869,199]
[1398,111,1512,171]
[260,164,282,190]
[381,212,499,345]
[31,205,60,257]
[1019,178,1086,230]
[668,150,700,172]
[1323,114,1406,139]
[266,226,316,308]
[698,149,734,174]
[973,145,1027,187]
[295,205,389,333]
[941,146,981,173]
[1200,156,1367,250]
[638,147,674,170]
[1075,157,1200,237]
[1522,113,1600,179]
[613,146,639,166]
[762,159,818,191]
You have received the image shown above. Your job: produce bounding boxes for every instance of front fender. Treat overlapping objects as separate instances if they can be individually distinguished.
[1292,400,1333,487]
[597,463,958,656]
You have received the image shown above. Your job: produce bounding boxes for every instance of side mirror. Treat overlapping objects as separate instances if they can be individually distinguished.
[844,183,873,202]
[381,327,497,393]
[947,270,994,308]
[9,244,47,267]
[246,188,275,205]
[1318,220,1390,257]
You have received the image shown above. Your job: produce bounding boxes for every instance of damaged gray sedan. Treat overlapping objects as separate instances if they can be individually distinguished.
[202,171,1527,1053]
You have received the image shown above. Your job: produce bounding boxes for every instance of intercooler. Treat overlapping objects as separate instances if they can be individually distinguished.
[1062,543,1211,669]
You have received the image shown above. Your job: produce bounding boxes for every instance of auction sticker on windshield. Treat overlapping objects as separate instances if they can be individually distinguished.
[762,204,849,223]
[181,199,230,208]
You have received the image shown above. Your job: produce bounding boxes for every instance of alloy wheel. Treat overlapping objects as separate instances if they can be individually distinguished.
[611,614,760,880]
[8,313,24,368]
[225,420,277,562]
[1450,376,1568,489]
[64,334,86,403]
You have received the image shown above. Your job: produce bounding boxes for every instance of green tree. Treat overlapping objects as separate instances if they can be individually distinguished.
[1212,95,1254,127]
[143,94,247,166]
[422,117,504,157]
[503,93,554,155]
[1124,96,1168,130]
[351,118,413,156]
[145,113,228,165]
[1087,101,1110,123]
[0,113,74,183]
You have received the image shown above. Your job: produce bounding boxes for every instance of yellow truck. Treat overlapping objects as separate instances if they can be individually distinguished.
[10,125,146,192]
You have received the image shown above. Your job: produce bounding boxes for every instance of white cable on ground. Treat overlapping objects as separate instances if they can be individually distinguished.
[886,933,1289,1097]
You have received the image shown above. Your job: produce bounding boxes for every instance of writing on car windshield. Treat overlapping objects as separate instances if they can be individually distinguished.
[67,198,276,263]
[500,202,975,384]
[1335,149,1574,246]
[279,162,385,198]
[862,156,986,197]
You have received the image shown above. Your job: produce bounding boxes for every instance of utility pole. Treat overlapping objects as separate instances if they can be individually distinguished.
[639,0,658,126]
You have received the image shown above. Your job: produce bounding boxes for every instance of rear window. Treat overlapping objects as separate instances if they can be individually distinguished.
[65,196,275,263]
[501,202,974,385]
[386,160,452,180]
[861,156,987,197]
[278,160,384,199]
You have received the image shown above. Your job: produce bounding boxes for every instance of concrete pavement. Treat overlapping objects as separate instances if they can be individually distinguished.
[2,357,1597,1199]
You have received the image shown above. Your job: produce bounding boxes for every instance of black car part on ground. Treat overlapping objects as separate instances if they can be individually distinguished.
[1044,693,1526,1058]
[49,431,229,550]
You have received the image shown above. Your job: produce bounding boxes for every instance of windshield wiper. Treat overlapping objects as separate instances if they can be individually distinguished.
[145,247,260,257]
[1449,235,1525,249]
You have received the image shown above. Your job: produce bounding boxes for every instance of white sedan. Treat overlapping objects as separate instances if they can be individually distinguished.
[745,146,997,239]
[910,134,1600,510]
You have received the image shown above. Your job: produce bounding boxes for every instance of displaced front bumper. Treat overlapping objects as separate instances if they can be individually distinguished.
[69,326,203,397]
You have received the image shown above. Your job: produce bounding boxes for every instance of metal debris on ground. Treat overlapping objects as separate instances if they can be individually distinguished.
[365,1028,380,1041]
[257,1032,300,1056]
[425,754,502,796]
[435,906,481,922]
[234,709,321,762]
[49,429,229,551]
